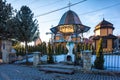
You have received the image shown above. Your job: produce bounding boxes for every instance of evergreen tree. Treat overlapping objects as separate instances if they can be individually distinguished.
[77,44,80,52]
[11,6,39,63]
[41,42,47,54]
[81,43,84,51]
[61,45,64,54]
[55,45,58,55]
[94,38,104,69]
[83,43,87,50]
[58,44,62,54]
[39,44,42,52]
[47,42,54,63]
[64,45,68,54]
[87,43,91,50]
[0,0,13,39]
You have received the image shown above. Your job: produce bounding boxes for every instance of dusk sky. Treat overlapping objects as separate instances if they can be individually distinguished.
[7,0,120,42]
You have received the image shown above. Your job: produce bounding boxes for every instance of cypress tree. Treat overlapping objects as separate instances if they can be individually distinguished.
[83,43,87,50]
[94,38,104,69]
[61,45,64,54]
[47,42,54,64]
[77,44,80,52]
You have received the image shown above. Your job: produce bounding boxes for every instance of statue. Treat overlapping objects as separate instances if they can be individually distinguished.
[66,36,75,62]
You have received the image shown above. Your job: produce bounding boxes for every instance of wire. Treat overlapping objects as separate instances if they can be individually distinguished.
[26,0,42,6]
[38,2,120,24]
[39,18,59,23]
[11,0,19,3]
[34,0,87,18]
[79,2,120,15]
[37,0,64,8]
[33,0,65,11]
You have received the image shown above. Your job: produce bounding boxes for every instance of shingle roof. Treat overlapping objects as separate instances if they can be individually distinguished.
[58,10,82,25]
[54,10,90,34]
[93,34,117,40]
[95,19,114,31]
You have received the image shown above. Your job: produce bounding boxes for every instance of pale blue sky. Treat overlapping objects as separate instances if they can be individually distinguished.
[7,0,120,42]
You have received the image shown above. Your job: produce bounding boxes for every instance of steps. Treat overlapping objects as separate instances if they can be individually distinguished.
[38,64,77,74]
[39,67,75,74]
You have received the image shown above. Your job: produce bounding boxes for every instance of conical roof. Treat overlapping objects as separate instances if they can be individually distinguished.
[50,10,90,34]
[95,19,114,30]
[58,10,82,25]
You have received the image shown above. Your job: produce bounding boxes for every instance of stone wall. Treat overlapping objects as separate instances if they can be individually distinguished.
[82,50,92,70]
[33,52,41,66]
[1,40,12,63]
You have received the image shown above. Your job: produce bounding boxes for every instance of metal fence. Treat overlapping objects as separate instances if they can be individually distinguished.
[104,53,120,70]
[92,52,120,71]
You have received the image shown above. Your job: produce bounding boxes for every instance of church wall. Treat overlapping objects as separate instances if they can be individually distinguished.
[65,36,70,41]
[95,29,100,36]
[108,28,113,34]
[72,37,80,42]
[107,39,113,52]
[95,28,113,37]
[100,29,107,36]
[34,38,42,46]
[95,39,113,53]
[55,36,60,40]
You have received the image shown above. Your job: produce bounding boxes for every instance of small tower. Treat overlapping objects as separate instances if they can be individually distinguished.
[94,18,114,36]
[93,19,117,52]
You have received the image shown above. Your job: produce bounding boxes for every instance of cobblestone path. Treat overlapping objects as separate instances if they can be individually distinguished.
[0,64,120,80]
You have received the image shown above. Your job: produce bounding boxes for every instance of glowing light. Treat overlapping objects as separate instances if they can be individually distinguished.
[59,25,74,33]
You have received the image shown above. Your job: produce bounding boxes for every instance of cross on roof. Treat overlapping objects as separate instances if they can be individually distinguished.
[68,0,71,10]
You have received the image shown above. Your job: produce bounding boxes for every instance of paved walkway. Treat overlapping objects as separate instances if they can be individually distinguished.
[0,64,120,80]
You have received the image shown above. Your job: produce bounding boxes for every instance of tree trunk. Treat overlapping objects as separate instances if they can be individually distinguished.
[25,41,28,63]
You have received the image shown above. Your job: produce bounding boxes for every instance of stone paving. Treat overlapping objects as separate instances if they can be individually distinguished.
[0,64,120,80]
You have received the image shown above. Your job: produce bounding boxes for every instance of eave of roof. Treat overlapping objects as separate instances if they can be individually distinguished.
[93,34,117,40]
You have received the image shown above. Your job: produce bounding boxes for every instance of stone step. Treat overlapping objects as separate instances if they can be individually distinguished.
[38,64,76,70]
[38,64,82,74]
[39,67,75,74]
